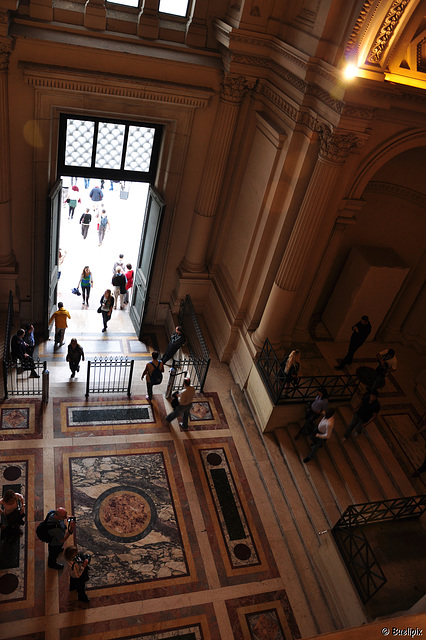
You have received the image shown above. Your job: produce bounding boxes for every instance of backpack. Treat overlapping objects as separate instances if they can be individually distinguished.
[150,362,163,385]
[100,215,108,228]
[36,510,58,542]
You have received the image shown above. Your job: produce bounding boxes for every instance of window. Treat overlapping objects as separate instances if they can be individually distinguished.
[58,115,162,183]
[159,0,189,17]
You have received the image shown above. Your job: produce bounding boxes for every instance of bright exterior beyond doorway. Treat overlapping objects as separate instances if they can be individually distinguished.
[57,177,148,336]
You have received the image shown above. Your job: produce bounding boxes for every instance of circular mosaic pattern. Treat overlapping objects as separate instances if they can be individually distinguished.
[206,453,222,466]
[0,573,19,594]
[3,466,22,481]
[93,485,156,543]
[233,543,252,561]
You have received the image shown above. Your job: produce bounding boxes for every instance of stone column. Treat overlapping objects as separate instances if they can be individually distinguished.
[84,0,107,30]
[181,74,253,273]
[0,39,17,289]
[137,0,159,39]
[252,127,365,348]
[293,203,361,340]
[380,250,426,342]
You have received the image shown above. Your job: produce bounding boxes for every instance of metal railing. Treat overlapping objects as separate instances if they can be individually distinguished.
[85,356,134,398]
[256,338,360,405]
[167,295,210,396]
[332,495,426,603]
[4,359,46,398]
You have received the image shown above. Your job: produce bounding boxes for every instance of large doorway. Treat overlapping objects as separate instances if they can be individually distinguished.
[49,113,165,339]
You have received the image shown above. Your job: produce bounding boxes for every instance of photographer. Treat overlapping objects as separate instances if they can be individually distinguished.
[45,507,76,570]
[64,545,91,603]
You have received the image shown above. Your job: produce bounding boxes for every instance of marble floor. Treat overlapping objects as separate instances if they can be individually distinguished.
[0,311,425,640]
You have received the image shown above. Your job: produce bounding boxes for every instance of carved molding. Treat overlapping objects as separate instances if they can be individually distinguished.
[345,1,375,54]
[341,104,376,120]
[19,62,213,107]
[258,82,299,122]
[364,180,426,207]
[317,125,366,162]
[367,0,410,65]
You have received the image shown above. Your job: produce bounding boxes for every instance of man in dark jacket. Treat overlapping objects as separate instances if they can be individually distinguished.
[161,326,186,365]
[335,315,371,369]
[11,329,39,377]
[112,266,127,310]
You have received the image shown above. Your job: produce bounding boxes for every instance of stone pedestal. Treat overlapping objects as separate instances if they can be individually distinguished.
[322,245,409,342]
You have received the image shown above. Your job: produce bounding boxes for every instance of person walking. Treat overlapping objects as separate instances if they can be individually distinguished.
[141,351,164,403]
[124,263,133,306]
[100,289,114,332]
[166,377,195,430]
[45,507,76,569]
[11,328,39,377]
[335,315,371,369]
[303,409,335,463]
[97,209,110,246]
[49,302,71,348]
[64,545,91,603]
[66,339,85,378]
[161,326,186,365]
[65,185,81,220]
[296,387,329,439]
[112,254,125,275]
[112,266,126,310]
[79,208,92,239]
[341,391,380,442]
[78,266,93,306]
[89,184,103,212]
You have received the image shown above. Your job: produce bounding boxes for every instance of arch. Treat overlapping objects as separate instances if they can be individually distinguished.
[347,129,426,199]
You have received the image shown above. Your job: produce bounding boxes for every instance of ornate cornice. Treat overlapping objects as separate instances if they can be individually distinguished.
[317,124,366,162]
[364,180,426,207]
[258,82,299,122]
[367,0,411,65]
[220,73,256,103]
[345,1,375,54]
[19,62,213,108]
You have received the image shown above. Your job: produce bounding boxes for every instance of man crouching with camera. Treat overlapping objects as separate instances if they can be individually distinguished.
[64,545,91,603]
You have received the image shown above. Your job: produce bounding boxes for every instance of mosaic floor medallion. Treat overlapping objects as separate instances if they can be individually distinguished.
[93,485,156,543]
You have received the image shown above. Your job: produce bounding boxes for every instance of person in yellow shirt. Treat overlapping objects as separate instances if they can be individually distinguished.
[49,302,71,348]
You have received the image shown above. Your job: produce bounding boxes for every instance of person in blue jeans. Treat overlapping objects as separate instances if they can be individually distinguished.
[166,377,195,429]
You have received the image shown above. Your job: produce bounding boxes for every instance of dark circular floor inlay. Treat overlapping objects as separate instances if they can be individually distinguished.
[233,543,252,561]
[3,466,22,481]
[93,485,157,543]
[0,573,19,594]
[206,452,222,466]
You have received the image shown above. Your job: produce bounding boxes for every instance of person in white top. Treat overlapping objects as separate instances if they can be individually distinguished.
[165,377,195,430]
[303,409,335,463]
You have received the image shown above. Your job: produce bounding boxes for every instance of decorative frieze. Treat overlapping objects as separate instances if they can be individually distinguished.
[364,180,426,207]
[345,1,375,54]
[19,62,213,108]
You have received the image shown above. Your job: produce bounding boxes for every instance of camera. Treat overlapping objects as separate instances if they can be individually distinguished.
[67,516,77,522]
[75,553,91,565]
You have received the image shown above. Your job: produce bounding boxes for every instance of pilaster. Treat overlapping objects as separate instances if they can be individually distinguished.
[252,126,366,349]
[180,74,254,274]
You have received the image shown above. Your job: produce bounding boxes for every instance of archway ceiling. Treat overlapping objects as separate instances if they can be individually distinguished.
[346,0,426,90]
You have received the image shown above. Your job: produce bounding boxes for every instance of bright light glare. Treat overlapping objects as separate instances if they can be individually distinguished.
[343,64,358,80]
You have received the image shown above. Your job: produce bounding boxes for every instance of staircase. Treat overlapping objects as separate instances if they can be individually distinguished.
[231,384,419,637]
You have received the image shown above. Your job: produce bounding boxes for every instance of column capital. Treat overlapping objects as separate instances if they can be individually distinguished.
[220,73,256,104]
[0,37,13,71]
[317,124,367,163]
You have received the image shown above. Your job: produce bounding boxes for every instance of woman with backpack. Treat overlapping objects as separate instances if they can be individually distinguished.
[141,351,164,403]
[97,209,110,246]
[78,266,93,306]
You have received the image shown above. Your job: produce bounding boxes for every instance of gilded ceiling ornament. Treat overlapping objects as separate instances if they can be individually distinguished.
[367,0,410,64]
